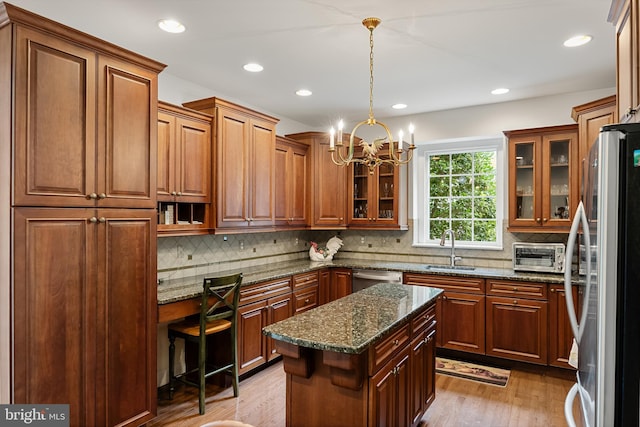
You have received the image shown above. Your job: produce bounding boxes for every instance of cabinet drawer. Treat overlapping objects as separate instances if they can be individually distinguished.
[369,323,411,375]
[240,277,292,306]
[486,279,547,300]
[411,304,436,337]
[404,273,485,294]
[293,285,318,314]
[292,270,319,290]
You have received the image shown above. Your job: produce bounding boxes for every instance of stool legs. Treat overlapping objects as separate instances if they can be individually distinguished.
[231,324,239,397]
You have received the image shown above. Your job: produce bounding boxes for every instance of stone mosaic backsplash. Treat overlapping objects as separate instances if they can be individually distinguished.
[157,220,568,281]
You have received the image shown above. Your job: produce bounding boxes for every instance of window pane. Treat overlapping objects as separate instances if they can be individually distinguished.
[429,220,450,240]
[474,151,496,173]
[474,220,497,241]
[451,153,472,174]
[430,176,449,197]
[474,174,496,196]
[451,198,472,218]
[474,197,496,219]
[430,198,450,218]
[429,154,450,175]
[451,220,472,240]
[451,175,472,197]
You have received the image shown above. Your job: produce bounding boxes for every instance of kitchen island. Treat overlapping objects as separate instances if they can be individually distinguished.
[263,282,442,427]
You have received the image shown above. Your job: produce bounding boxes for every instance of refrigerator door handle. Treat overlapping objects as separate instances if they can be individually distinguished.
[564,382,580,427]
[565,201,592,343]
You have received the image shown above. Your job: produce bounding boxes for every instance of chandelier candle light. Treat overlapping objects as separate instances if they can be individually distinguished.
[329,17,415,175]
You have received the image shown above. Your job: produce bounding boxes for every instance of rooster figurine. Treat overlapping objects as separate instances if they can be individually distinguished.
[309,236,343,262]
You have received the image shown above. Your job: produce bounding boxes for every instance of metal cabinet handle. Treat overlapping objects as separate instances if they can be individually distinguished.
[171,191,177,196]
[98,217,106,223]
[177,192,182,196]
[88,193,98,200]
[393,339,399,346]
[98,193,106,199]
[304,298,310,304]
[513,300,518,305]
[89,217,98,223]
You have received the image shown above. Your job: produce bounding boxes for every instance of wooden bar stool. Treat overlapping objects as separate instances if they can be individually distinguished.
[168,273,243,414]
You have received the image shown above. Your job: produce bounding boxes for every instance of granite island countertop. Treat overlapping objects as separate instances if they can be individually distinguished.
[262,282,443,354]
[157,258,571,306]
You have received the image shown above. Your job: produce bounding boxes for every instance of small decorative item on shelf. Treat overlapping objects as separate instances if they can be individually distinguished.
[309,236,343,262]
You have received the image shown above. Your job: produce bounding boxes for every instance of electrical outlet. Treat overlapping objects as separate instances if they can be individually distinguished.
[223,235,228,241]
[295,238,299,245]
[360,237,365,244]
[239,241,244,251]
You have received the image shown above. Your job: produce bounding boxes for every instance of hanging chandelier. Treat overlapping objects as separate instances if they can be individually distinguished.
[329,17,415,175]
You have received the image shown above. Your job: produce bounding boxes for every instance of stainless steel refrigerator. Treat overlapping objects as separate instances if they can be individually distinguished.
[563,123,640,427]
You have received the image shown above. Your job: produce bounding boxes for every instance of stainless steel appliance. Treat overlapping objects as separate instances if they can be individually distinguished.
[563,124,640,427]
[352,269,403,293]
[512,242,565,273]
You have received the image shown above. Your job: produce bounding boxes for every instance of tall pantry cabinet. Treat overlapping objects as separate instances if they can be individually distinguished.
[0,3,165,427]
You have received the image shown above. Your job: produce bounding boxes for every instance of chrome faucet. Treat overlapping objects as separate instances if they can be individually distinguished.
[440,229,462,267]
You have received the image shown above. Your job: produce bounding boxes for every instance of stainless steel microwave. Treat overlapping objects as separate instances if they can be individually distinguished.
[512,242,565,273]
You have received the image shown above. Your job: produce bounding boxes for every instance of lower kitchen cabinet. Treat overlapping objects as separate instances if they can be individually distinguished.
[13,208,157,427]
[485,280,548,365]
[318,268,331,305]
[330,268,352,302]
[410,317,437,426]
[404,274,485,354]
[237,277,292,375]
[292,271,319,314]
[548,283,579,368]
[370,345,412,427]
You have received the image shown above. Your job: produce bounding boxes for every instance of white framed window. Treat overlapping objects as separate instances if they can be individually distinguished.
[412,136,505,249]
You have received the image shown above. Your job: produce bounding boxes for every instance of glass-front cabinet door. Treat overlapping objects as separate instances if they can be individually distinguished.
[348,150,400,228]
[506,124,578,232]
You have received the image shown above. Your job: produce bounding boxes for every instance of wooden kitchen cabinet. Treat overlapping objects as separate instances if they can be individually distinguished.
[157,102,212,235]
[183,97,279,231]
[274,136,310,228]
[318,268,331,305]
[548,283,579,369]
[571,95,617,190]
[1,5,163,426]
[370,345,412,427]
[13,208,157,426]
[237,277,292,375]
[348,154,408,230]
[292,271,319,314]
[286,132,348,228]
[330,268,353,302]
[11,24,160,210]
[505,124,578,232]
[410,306,437,426]
[610,0,640,123]
[404,273,486,354]
[485,280,548,365]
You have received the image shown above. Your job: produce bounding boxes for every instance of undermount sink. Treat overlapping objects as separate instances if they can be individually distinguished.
[424,265,476,271]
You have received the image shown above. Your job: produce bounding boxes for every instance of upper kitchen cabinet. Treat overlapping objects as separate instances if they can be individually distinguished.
[505,124,578,232]
[348,146,408,230]
[274,136,310,228]
[286,132,348,229]
[157,102,211,235]
[183,97,279,231]
[9,19,162,209]
[610,0,640,123]
[571,95,617,191]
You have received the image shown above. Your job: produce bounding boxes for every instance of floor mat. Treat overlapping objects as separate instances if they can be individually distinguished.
[435,357,510,387]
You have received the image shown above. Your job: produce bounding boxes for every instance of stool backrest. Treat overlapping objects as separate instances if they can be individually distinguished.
[200,273,243,334]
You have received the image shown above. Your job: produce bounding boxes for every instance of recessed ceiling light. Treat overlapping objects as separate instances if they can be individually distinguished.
[563,35,592,47]
[296,89,312,97]
[158,19,185,34]
[392,103,407,110]
[491,88,509,95]
[243,63,264,72]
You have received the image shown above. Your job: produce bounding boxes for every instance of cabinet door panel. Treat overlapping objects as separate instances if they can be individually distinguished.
[217,109,248,227]
[290,145,309,224]
[274,143,289,223]
[97,209,156,426]
[13,209,95,426]
[486,296,548,364]
[98,59,157,208]
[330,268,352,302]
[178,117,211,201]
[157,112,175,200]
[549,285,578,368]
[370,364,396,427]
[250,120,275,225]
[267,293,292,361]
[13,27,96,207]
[238,300,268,374]
[440,291,485,353]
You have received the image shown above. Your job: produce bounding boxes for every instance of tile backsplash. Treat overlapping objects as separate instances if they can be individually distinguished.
[157,221,568,280]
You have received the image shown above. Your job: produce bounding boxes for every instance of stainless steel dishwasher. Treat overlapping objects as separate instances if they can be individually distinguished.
[352,269,403,293]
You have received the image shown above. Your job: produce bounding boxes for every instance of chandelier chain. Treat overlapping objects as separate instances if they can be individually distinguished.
[369,26,375,123]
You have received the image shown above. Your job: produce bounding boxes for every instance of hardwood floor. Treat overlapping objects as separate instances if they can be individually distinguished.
[149,360,583,427]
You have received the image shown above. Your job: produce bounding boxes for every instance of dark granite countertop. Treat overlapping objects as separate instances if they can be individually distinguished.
[262,283,443,354]
[157,258,571,305]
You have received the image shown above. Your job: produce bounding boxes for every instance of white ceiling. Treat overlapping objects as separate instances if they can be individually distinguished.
[5,0,616,129]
